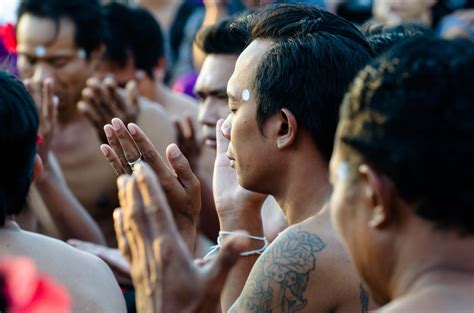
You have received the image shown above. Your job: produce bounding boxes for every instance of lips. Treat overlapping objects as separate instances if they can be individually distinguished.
[226,153,236,168]
[204,135,217,149]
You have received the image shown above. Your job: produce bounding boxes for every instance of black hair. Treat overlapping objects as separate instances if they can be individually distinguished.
[103,3,164,79]
[195,13,250,55]
[365,23,433,55]
[248,3,374,162]
[0,71,39,226]
[339,37,474,235]
[17,0,105,58]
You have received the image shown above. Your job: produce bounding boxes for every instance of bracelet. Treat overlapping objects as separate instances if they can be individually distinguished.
[204,231,269,259]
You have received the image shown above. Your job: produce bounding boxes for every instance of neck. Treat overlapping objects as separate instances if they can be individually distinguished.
[273,144,331,225]
[389,220,474,301]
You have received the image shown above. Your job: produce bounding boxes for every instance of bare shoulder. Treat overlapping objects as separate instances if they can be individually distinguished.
[9,231,126,313]
[231,214,366,313]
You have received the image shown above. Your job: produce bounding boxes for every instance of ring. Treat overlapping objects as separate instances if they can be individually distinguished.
[128,154,144,170]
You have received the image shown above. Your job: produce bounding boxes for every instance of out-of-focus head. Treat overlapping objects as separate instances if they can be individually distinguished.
[330,37,474,304]
[223,3,373,192]
[194,15,250,149]
[0,71,39,226]
[373,0,437,26]
[16,0,105,121]
[365,23,433,55]
[101,3,165,88]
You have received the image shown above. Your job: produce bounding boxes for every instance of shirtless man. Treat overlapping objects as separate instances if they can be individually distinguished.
[112,4,377,313]
[0,72,125,313]
[100,2,198,124]
[330,37,474,313]
[16,0,174,245]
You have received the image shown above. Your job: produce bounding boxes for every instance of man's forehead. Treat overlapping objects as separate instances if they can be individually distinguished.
[17,14,77,53]
[228,40,273,98]
[196,54,238,91]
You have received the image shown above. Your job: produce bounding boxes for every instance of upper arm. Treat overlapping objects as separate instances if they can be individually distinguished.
[230,226,327,313]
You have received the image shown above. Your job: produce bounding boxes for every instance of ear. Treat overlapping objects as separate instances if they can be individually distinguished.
[32,154,43,183]
[358,164,395,229]
[153,57,167,82]
[276,108,297,150]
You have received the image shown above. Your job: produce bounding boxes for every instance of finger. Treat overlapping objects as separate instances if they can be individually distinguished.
[100,143,127,176]
[78,101,107,136]
[104,77,128,112]
[113,208,131,264]
[43,78,54,120]
[24,79,41,110]
[166,143,200,193]
[81,87,109,127]
[111,118,141,163]
[87,78,116,117]
[203,234,250,296]
[134,163,176,236]
[173,119,185,144]
[182,114,194,140]
[104,124,132,174]
[127,123,172,181]
[216,119,229,156]
[125,80,140,109]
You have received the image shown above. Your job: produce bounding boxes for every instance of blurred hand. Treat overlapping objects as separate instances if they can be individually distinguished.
[100,119,201,251]
[24,78,59,167]
[114,163,248,313]
[78,77,139,143]
[174,114,201,171]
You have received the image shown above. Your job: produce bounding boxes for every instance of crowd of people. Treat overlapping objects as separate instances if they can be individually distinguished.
[0,0,473,312]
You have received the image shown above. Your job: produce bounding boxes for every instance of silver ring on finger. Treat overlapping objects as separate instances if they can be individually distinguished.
[128,153,144,171]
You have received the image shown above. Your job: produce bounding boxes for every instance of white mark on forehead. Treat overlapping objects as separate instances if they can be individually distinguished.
[242,89,250,102]
[337,162,349,183]
[78,49,86,60]
[34,45,46,57]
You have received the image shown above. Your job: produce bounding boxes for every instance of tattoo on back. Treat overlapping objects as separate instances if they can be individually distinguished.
[238,227,326,312]
[359,284,369,313]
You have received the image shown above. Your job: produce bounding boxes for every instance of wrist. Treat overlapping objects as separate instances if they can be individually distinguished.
[218,209,263,235]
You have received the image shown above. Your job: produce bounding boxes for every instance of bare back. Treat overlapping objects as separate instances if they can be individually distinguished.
[0,222,126,313]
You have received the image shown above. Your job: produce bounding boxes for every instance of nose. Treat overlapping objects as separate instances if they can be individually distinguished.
[198,99,219,127]
[32,63,54,84]
[221,113,232,140]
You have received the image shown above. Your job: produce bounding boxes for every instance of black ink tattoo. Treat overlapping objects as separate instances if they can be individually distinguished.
[234,227,326,313]
[359,284,369,313]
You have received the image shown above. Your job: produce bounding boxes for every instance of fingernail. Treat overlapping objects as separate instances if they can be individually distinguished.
[112,118,121,130]
[53,96,59,106]
[128,123,137,135]
[100,144,108,155]
[104,125,113,137]
[135,70,145,80]
[77,102,86,111]
[168,144,181,159]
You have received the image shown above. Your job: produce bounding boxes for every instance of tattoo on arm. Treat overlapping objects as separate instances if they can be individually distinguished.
[359,284,369,313]
[233,227,326,313]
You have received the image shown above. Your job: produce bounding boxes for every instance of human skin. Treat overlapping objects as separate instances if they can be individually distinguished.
[220,39,373,312]
[16,15,175,245]
[0,220,126,313]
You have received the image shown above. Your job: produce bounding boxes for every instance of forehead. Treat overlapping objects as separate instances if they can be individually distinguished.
[227,40,273,96]
[195,54,238,90]
[17,14,77,53]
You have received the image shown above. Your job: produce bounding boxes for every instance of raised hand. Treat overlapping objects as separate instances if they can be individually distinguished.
[114,163,247,313]
[24,78,59,165]
[100,118,201,252]
[174,114,201,171]
[78,77,139,143]
[214,119,267,219]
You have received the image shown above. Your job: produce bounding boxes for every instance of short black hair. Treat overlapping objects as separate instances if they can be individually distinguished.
[339,37,474,235]
[248,4,374,162]
[0,71,39,226]
[365,23,433,55]
[103,3,164,79]
[17,0,105,58]
[194,13,250,55]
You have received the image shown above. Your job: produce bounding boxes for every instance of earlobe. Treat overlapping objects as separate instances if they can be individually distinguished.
[276,108,297,149]
[32,154,43,183]
[359,164,393,229]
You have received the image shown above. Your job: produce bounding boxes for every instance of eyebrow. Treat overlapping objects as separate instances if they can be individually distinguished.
[226,89,240,102]
[195,87,227,97]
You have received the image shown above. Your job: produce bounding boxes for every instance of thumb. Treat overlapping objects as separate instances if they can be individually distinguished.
[203,233,249,295]
[166,143,198,190]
